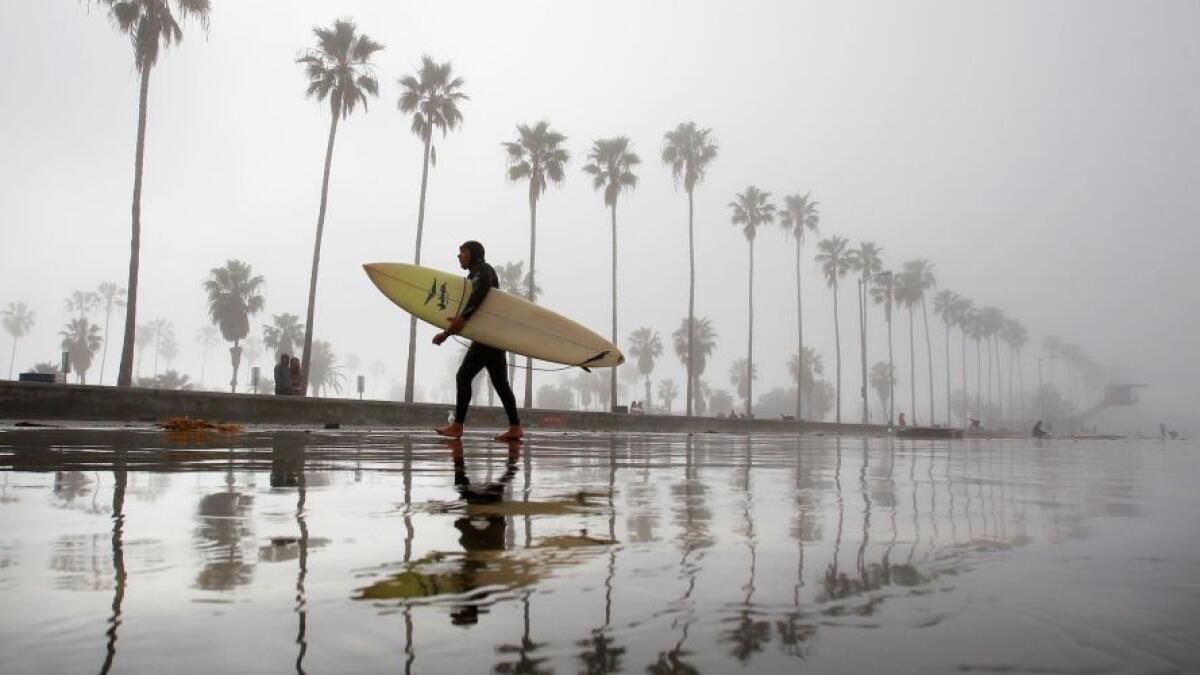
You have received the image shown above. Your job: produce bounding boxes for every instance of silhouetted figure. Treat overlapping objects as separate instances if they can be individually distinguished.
[289,357,302,396]
[274,353,291,395]
[897,412,907,427]
[969,417,981,430]
[1031,420,1049,438]
[433,241,524,442]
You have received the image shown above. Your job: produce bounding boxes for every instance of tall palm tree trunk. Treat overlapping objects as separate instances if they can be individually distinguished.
[524,189,537,409]
[117,67,151,388]
[404,136,434,403]
[610,202,618,411]
[1017,351,1026,422]
[200,342,209,386]
[794,238,803,420]
[746,239,755,417]
[960,328,968,428]
[8,338,18,379]
[886,300,895,426]
[975,338,982,420]
[100,305,112,385]
[1007,345,1015,424]
[859,278,868,424]
[229,340,242,394]
[992,336,1003,423]
[921,298,935,426]
[686,191,696,417]
[833,281,841,424]
[907,307,916,425]
[300,112,340,395]
[944,320,952,425]
[986,335,994,421]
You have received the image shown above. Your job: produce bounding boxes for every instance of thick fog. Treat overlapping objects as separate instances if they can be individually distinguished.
[2,1,1197,434]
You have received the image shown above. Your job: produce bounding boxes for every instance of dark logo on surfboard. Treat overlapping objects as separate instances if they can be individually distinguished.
[425,280,449,310]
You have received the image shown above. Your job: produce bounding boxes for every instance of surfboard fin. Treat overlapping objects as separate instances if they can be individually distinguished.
[576,351,609,370]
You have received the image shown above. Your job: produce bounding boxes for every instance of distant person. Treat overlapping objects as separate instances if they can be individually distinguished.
[274,353,291,395]
[1032,420,1049,438]
[897,412,907,427]
[432,241,524,442]
[969,417,981,430]
[289,356,303,396]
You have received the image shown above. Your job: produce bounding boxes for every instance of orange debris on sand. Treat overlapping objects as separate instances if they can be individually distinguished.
[158,416,242,433]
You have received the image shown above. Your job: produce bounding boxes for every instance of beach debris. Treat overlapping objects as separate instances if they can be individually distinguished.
[158,416,242,433]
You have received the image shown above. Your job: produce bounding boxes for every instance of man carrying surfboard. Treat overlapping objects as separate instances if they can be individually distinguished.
[432,241,525,442]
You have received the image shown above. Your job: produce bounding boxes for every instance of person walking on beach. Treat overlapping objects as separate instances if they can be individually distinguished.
[432,241,524,442]
[289,356,303,396]
[274,353,292,395]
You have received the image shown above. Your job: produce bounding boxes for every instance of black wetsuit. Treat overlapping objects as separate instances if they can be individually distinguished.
[454,259,521,426]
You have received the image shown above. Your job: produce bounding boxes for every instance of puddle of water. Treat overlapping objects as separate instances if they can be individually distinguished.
[0,429,1198,673]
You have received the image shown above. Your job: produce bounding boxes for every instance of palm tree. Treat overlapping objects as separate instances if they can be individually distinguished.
[3,303,35,379]
[788,347,824,419]
[672,316,718,402]
[397,55,468,403]
[96,282,125,385]
[296,18,383,395]
[966,308,984,420]
[504,120,570,408]
[933,289,957,425]
[497,261,528,384]
[584,137,640,409]
[135,322,154,377]
[146,318,172,377]
[195,325,217,387]
[203,260,265,393]
[661,122,719,416]
[979,306,1005,422]
[90,0,211,388]
[815,236,852,423]
[778,193,820,420]
[60,318,102,384]
[263,313,305,359]
[65,290,100,322]
[902,259,937,425]
[729,186,776,417]
[847,242,883,424]
[868,271,897,425]
[627,327,662,408]
[869,362,895,418]
[730,359,758,417]
[1003,318,1028,422]
[951,295,973,426]
[308,340,345,397]
[892,267,921,424]
[657,379,678,413]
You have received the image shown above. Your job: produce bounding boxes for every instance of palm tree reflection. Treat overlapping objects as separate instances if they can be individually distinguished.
[722,436,771,662]
[99,456,127,675]
[194,458,255,591]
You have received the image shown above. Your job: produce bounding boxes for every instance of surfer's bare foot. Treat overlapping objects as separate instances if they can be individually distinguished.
[436,423,464,438]
[494,425,524,442]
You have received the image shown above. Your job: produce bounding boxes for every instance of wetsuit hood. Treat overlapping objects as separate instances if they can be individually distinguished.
[461,240,486,265]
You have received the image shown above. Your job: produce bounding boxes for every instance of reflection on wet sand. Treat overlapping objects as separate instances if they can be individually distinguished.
[0,430,1196,673]
[356,440,615,627]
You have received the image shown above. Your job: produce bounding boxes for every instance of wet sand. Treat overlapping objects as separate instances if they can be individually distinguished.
[0,428,1197,673]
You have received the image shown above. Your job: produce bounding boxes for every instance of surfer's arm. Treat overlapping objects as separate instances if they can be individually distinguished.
[459,267,495,322]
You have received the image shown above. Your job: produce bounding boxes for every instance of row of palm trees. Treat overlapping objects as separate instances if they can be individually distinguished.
[82,5,1102,424]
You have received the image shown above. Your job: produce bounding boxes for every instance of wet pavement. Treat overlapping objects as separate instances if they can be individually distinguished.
[0,428,1197,674]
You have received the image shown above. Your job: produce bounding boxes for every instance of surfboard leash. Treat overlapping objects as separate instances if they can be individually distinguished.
[447,337,609,373]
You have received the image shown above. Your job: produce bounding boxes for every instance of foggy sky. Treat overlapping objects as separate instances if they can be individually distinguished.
[2,1,1197,431]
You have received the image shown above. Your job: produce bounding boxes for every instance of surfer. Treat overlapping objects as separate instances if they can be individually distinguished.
[432,241,525,442]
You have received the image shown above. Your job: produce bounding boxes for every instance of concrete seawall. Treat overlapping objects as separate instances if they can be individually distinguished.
[0,381,884,434]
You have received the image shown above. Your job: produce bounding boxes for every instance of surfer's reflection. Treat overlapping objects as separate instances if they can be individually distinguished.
[445,439,520,625]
